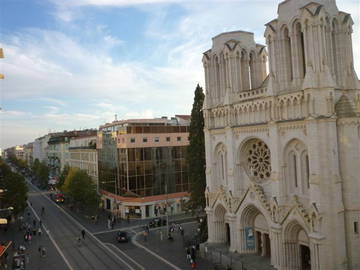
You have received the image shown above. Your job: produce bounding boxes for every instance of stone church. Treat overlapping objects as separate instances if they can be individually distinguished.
[202,0,360,269]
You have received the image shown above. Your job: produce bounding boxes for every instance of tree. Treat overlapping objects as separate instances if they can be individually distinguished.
[37,161,49,188]
[61,168,99,213]
[0,158,28,215]
[57,164,70,189]
[32,158,40,174]
[186,84,206,213]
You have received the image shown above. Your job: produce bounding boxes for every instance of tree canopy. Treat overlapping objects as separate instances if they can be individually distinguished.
[186,84,206,212]
[32,159,49,188]
[0,158,28,215]
[60,167,99,211]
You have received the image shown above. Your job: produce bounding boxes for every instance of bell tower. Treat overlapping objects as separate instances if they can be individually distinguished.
[264,0,359,92]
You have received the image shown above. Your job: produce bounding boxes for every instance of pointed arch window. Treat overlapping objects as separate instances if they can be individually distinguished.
[295,22,306,78]
[283,27,293,82]
[215,145,227,185]
[285,140,309,196]
[332,20,339,84]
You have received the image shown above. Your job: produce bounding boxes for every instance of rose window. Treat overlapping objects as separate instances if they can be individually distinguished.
[243,140,271,182]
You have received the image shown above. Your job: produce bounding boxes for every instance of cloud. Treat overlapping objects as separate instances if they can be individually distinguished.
[1,0,359,149]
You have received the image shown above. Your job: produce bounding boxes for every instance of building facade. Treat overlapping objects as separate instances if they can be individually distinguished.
[97,116,190,218]
[47,130,97,176]
[203,0,360,269]
[23,143,33,167]
[68,134,98,185]
[33,135,51,163]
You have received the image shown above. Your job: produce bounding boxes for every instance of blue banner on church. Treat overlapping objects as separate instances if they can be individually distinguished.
[245,227,255,249]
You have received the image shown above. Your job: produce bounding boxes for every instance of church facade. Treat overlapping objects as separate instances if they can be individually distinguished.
[202,0,360,269]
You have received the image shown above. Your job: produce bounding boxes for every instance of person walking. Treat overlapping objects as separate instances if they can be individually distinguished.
[38,227,42,237]
[81,229,86,240]
[186,247,191,263]
[191,245,196,261]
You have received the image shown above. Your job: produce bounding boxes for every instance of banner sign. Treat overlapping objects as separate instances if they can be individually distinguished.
[245,227,255,249]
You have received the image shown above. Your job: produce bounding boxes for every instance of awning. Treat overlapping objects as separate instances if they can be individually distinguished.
[0,241,12,257]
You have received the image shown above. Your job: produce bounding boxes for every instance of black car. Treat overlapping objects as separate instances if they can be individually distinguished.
[116,231,129,243]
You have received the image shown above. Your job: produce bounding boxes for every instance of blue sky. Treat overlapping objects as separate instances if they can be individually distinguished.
[1,0,359,149]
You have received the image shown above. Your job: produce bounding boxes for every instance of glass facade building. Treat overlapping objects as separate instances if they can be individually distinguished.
[98,117,190,198]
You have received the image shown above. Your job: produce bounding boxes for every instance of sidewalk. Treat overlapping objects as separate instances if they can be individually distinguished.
[60,201,196,233]
[134,222,226,270]
[0,207,68,270]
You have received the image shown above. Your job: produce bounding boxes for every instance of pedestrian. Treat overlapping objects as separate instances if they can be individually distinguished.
[143,230,148,242]
[186,247,191,262]
[25,253,30,264]
[191,245,196,261]
[32,226,37,236]
[81,229,86,240]
[112,215,116,226]
[38,227,42,236]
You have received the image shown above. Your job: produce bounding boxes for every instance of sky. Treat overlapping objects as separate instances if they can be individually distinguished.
[0,0,359,149]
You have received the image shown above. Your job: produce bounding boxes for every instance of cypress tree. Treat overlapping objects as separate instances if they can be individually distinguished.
[187,84,206,212]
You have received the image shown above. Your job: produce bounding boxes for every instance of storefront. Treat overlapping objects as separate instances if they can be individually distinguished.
[101,190,189,219]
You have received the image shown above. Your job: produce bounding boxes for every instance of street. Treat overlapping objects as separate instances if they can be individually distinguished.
[1,166,220,270]
[25,179,143,270]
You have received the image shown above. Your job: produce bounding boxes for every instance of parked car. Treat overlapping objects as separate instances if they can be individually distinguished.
[116,231,129,243]
[149,217,167,228]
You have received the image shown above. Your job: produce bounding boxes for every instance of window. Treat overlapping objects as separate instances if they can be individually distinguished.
[130,138,135,143]
[166,137,171,142]
[143,137,148,143]
[177,137,182,142]
[293,154,298,187]
[154,137,160,142]
[221,154,225,180]
[305,154,310,188]
[354,222,359,234]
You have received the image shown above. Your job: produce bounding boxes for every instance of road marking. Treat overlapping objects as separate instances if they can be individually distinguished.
[26,179,136,270]
[131,232,182,270]
[105,243,145,270]
[93,219,197,236]
[27,201,74,270]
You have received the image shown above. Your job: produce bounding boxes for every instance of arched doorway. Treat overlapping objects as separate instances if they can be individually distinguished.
[214,204,228,244]
[240,205,270,257]
[283,221,311,270]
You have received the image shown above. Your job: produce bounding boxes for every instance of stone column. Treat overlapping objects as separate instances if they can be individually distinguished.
[270,225,282,269]
[140,205,146,219]
[205,207,215,243]
[226,214,237,252]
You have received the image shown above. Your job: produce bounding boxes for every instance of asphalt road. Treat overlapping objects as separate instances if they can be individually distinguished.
[96,230,180,270]
[26,179,142,270]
